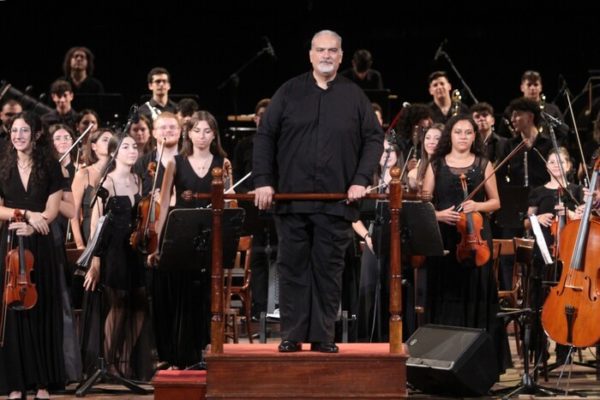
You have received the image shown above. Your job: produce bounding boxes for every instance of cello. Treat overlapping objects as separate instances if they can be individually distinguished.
[541,158,600,347]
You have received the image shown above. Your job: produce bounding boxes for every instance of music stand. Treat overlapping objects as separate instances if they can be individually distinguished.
[495,186,530,230]
[366,200,444,341]
[158,208,245,271]
[371,200,445,259]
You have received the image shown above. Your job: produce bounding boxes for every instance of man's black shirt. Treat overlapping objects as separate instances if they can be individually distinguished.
[253,72,383,221]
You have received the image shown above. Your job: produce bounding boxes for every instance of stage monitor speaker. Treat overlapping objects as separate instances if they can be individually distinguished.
[406,324,498,397]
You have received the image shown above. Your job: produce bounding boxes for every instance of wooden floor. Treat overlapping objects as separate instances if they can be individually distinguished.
[44,333,599,399]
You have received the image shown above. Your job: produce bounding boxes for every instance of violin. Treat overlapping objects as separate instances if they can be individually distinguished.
[131,160,160,255]
[542,158,600,347]
[1,210,38,346]
[455,174,491,267]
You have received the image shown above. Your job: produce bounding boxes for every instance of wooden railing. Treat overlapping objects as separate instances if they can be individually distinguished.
[202,166,415,354]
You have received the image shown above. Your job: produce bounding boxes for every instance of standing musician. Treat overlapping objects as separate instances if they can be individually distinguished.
[138,67,178,122]
[134,112,181,198]
[471,102,509,165]
[499,70,567,141]
[82,135,153,380]
[47,124,83,382]
[0,112,65,400]
[70,129,115,249]
[525,147,582,365]
[426,71,469,124]
[151,111,231,369]
[353,140,402,342]
[422,115,510,376]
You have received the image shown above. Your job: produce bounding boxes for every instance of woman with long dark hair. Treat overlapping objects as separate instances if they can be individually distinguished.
[82,134,153,379]
[0,112,65,399]
[422,115,510,376]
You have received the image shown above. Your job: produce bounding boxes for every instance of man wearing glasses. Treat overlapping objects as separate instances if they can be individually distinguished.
[139,67,178,121]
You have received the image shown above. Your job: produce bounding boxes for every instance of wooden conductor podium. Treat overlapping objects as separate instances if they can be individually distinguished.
[153,167,410,399]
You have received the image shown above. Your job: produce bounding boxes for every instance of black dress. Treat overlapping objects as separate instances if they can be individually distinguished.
[427,156,511,375]
[152,154,219,367]
[0,159,66,393]
[80,177,153,380]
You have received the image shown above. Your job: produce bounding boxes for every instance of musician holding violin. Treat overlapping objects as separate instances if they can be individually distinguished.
[81,134,153,380]
[422,115,511,376]
[0,112,65,400]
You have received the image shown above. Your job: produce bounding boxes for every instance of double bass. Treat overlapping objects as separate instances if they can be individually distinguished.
[541,159,600,347]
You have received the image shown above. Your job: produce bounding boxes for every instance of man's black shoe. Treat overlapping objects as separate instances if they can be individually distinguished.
[278,340,302,352]
[310,342,339,353]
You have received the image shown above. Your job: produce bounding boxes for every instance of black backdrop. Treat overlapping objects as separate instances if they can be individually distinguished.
[2,2,599,127]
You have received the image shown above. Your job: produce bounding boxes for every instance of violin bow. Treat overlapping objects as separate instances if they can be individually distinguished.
[531,147,581,206]
[456,139,527,212]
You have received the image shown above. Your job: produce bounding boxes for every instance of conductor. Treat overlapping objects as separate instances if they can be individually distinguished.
[252,29,383,353]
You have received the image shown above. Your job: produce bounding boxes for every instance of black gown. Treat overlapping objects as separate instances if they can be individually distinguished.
[152,154,220,368]
[427,156,511,375]
[80,177,153,380]
[0,159,66,393]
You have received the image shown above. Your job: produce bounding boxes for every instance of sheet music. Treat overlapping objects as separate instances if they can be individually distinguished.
[528,215,553,265]
[76,213,110,268]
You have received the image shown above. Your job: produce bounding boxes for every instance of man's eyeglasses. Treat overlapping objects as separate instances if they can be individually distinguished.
[152,79,169,84]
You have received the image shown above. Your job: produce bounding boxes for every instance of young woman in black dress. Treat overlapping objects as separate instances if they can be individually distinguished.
[152,110,231,368]
[0,112,65,400]
[82,135,152,379]
[422,115,510,376]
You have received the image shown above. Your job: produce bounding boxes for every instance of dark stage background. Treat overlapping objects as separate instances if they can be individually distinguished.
[2,2,599,139]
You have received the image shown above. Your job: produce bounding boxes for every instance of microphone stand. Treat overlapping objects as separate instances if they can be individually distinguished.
[436,50,479,104]
[217,45,272,117]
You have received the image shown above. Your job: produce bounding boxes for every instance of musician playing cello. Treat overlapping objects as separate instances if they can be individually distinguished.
[0,112,65,400]
[422,115,511,376]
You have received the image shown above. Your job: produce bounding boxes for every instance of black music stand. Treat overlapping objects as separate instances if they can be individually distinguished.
[158,208,245,272]
[367,200,444,341]
[370,200,444,259]
[495,186,530,230]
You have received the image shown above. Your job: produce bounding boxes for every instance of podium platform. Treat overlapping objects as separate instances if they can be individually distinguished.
[204,343,408,399]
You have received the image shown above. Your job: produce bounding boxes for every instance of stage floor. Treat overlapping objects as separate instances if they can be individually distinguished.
[51,335,600,399]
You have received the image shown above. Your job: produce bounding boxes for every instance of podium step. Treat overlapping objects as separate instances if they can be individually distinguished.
[152,370,207,400]
[205,343,408,399]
